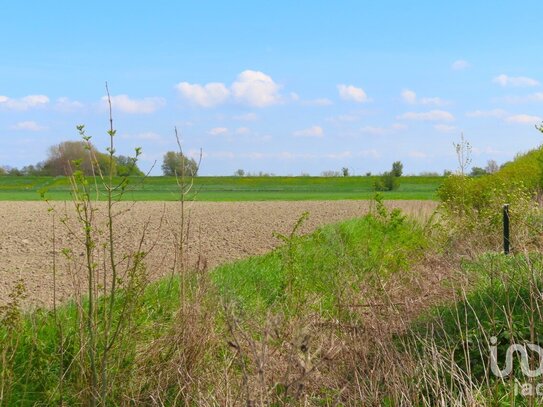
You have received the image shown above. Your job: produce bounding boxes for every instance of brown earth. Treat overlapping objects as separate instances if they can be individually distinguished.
[0,200,437,308]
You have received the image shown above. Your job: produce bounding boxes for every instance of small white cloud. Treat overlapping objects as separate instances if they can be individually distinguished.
[452,60,470,70]
[233,112,258,121]
[290,92,300,101]
[208,127,228,136]
[337,84,369,103]
[434,124,456,133]
[302,98,333,106]
[401,89,447,106]
[401,89,417,104]
[103,94,165,114]
[496,92,543,104]
[231,70,281,107]
[55,97,84,112]
[493,74,540,87]
[175,82,230,107]
[505,114,542,124]
[235,127,250,135]
[466,109,508,118]
[209,127,229,136]
[10,121,47,131]
[292,125,324,138]
[398,110,454,121]
[0,95,49,110]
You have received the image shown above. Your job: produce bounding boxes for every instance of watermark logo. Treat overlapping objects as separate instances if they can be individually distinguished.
[490,336,543,397]
[490,336,543,378]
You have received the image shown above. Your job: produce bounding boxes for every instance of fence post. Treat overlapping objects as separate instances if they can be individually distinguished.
[503,204,510,255]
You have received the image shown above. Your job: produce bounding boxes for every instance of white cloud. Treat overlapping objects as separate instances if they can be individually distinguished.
[290,92,300,101]
[401,89,417,104]
[496,93,543,104]
[235,127,250,135]
[302,98,333,106]
[0,95,49,110]
[175,82,230,107]
[10,121,47,131]
[398,110,454,121]
[466,109,508,118]
[493,74,540,87]
[337,84,369,103]
[505,114,542,124]
[209,127,229,136]
[231,70,282,107]
[401,89,448,106]
[55,97,84,112]
[434,124,456,133]
[452,60,470,70]
[233,112,258,121]
[103,94,165,114]
[292,125,324,138]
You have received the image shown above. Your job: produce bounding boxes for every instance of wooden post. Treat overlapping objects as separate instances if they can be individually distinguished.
[503,204,510,255]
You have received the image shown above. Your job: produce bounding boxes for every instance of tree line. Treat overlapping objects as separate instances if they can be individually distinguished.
[0,140,198,177]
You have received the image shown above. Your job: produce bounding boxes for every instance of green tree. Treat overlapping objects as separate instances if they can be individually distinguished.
[161,151,198,177]
[43,140,112,176]
[470,167,487,177]
[115,155,144,176]
[342,167,350,177]
[391,161,403,177]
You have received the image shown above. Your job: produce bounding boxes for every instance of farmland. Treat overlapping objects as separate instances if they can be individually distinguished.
[0,175,442,201]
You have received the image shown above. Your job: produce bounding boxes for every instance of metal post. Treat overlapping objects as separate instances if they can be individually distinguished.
[503,204,510,255]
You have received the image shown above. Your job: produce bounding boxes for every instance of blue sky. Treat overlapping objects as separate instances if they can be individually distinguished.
[1,1,543,175]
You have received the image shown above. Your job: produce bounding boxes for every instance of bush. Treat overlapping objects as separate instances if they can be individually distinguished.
[374,171,400,191]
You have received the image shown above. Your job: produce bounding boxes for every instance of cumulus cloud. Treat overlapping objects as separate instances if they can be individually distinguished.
[175,82,230,107]
[302,98,333,106]
[493,74,540,87]
[55,97,84,112]
[434,124,456,133]
[401,89,417,104]
[0,95,49,110]
[505,114,542,124]
[466,109,508,118]
[176,70,282,108]
[401,89,448,106]
[103,95,165,114]
[397,110,454,121]
[231,70,282,107]
[10,121,47,131]
[235,127,250,135]
[209,127,229,136]
[452,60,470,70]
[292,125,324,138]
[337,84,369,103]
[496,93,543,104]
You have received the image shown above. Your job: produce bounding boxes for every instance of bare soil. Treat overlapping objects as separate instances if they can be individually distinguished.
[0,200,437,308]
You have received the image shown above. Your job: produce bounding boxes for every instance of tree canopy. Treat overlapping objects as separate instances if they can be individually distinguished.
[161,151,198,177]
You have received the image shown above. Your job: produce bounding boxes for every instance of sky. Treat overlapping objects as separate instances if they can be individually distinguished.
[1,1,543,176]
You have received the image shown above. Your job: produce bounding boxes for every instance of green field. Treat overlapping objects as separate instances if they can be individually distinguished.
[0,175,442,201]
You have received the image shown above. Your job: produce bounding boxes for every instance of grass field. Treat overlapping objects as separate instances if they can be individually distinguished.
[0,175,442,201]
